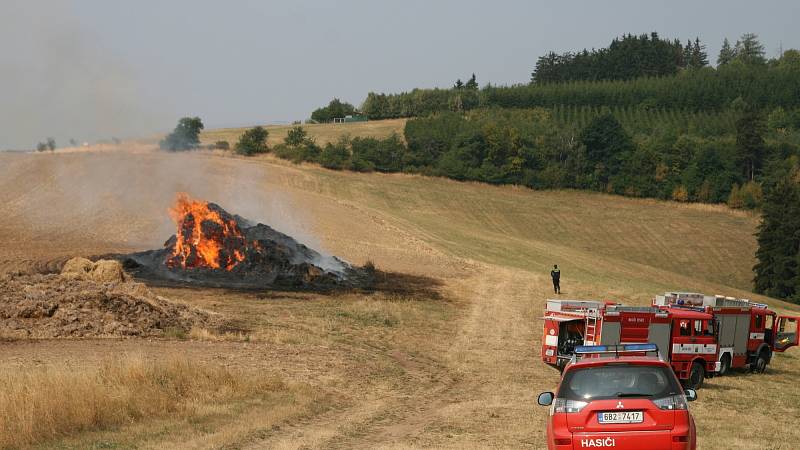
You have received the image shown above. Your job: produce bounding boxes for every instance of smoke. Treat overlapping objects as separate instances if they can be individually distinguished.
[2,149,345,270]
[0,2,167,150]
[197,158,348,273]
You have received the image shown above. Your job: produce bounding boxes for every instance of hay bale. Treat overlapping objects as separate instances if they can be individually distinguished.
[61,257,125,283]
[91,260,125,283]
[61,257,94,276]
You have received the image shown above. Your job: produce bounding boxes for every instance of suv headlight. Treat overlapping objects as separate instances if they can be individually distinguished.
[652,394,688,410]
[552,398,588,415]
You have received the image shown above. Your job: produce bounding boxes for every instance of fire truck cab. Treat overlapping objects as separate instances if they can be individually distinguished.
[541,294,800,388]
[600,305,717,388]
[654,292,800,378]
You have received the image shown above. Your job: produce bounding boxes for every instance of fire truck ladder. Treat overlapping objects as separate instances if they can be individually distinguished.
[584,309,599,345]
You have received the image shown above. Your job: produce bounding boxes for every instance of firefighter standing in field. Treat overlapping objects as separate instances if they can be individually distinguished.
[551,264,561,294]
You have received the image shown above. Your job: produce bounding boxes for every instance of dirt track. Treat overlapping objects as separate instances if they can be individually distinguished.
[243,268,545,449]
[1,147,799,449]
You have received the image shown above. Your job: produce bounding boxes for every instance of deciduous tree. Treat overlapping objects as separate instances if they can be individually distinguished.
[160,117,204,151]
[235,126,269,156]
[311,99,356,122]
[285,126,309,147]
[579,113,634,188]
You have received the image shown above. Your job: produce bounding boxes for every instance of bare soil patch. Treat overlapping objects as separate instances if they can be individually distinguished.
[0,270,217,339]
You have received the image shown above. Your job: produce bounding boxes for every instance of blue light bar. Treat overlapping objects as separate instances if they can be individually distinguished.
[623,343,658,352]
[575,345,608,354]
[574,343,658,355]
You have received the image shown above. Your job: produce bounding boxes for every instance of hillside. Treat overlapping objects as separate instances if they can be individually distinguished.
[330,38,800,220]
[0,144,798,449]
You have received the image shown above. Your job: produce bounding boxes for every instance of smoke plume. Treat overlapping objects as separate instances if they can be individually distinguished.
[0,2,167,150]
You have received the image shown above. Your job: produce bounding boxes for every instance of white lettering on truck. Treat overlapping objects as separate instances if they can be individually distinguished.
[581,437,616,447]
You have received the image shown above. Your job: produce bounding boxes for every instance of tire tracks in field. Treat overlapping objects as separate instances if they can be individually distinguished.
[245,265,545,449]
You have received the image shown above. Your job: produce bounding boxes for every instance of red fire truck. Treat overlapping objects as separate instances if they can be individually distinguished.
[541,294,800,388]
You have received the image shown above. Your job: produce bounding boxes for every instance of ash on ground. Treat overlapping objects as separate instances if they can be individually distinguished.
[0,258,218,338]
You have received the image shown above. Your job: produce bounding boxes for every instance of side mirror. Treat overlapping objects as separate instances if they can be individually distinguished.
[684,388,697,402]
[538,392,555,406]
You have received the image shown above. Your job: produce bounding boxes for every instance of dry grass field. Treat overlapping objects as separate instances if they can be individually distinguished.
[199,118,407,148]
[1,122,799,449]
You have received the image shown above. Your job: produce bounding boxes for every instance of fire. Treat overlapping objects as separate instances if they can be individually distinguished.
[166,193,246,270]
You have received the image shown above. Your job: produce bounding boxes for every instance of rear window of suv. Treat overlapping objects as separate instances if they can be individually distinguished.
[558,364,681,400]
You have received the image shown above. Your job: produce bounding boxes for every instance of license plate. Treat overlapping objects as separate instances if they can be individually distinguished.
[597,411,643,424]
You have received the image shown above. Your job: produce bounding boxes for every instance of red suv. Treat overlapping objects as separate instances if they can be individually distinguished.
[537,344,697,450]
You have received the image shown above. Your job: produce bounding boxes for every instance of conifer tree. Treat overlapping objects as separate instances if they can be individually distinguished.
[465,73,478,90]
[735,33,766,65]
[683,40,693,68]
[690,37,708,68]
[735,107,766,181]
[718,38,735,65]
[754,177,800,301]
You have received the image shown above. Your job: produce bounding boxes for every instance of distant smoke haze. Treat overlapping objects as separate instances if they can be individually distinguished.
[0,2,168,150]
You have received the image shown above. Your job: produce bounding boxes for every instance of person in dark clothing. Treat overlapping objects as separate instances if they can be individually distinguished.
[551,264,561,294]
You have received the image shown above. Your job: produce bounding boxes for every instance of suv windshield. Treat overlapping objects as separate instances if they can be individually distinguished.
[558,364,680,401]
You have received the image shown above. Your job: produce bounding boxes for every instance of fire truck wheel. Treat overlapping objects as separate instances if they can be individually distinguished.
[753,352,769,374]
[719,354,731,376]
[687,362,705,389]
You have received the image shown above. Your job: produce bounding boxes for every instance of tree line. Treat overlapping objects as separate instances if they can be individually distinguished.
[362,59,800,120]
[248,105,797,205]
[531,33,707,84]
[356,33,798,121]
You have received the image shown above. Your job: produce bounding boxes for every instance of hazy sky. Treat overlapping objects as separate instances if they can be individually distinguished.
[2,0,799,149]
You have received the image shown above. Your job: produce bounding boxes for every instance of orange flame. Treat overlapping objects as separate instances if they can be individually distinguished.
[166,193,246,270]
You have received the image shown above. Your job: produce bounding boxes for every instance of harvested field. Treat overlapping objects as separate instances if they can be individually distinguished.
[0,134,799,449]
[197,118,407,148]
